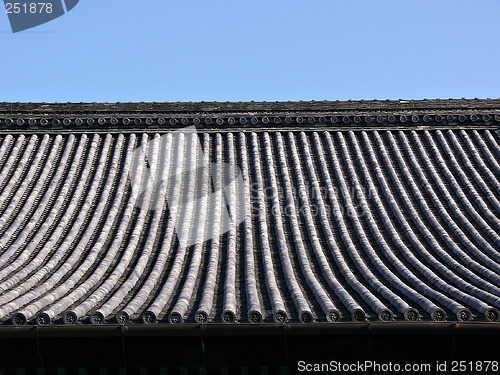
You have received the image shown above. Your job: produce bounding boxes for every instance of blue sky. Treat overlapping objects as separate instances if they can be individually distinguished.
[1,0,500,102]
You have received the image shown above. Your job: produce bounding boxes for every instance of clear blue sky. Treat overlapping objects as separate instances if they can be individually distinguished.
[1,0,500,102]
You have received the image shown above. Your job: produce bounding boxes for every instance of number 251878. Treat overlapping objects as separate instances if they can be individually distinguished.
[5,3,53,14]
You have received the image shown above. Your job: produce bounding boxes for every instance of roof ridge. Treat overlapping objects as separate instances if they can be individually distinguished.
[0,99,499,132]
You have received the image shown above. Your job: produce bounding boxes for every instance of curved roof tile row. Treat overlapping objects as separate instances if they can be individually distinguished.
[0,128,499,325]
